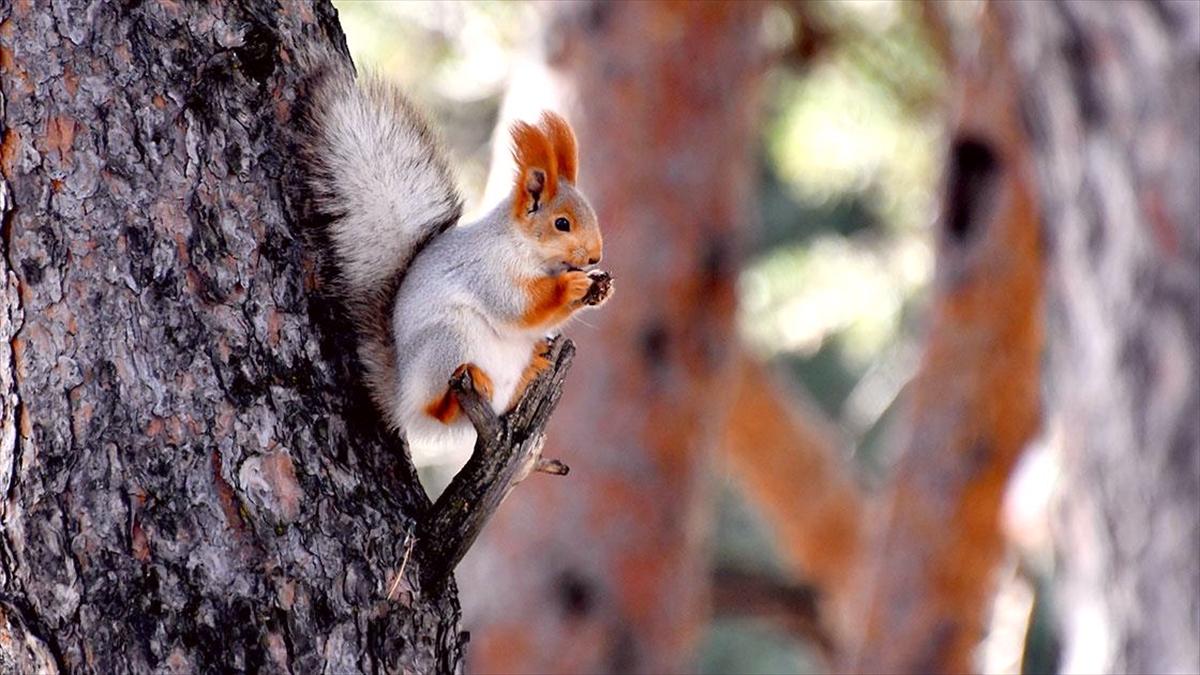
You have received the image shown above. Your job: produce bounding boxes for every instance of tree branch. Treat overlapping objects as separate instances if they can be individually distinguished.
[722,351,863,645]
[416,336,576,592]
[712,567,835,661]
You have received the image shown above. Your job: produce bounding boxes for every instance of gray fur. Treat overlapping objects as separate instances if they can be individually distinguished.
[298,62,463,424]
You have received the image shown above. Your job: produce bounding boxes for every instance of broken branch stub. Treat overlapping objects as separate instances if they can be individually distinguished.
[416,336,576,592]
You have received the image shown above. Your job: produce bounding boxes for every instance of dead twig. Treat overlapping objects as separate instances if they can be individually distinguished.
[386,531,415,601]
[414,336,576,593]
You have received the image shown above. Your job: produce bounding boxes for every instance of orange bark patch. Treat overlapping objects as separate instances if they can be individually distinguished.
[473,625,534,674]
[9,336,25,380]
[588,477,655,529]
[265,308,283,347]
[18,403,31,440]
[63,66,78,96]
[211,450,247,534]
[144,417,164,438]
[616,547,669,625]
[45,115,76,163]
[257,451,304,523]
[1,128,20,179]
[131,517,151,562]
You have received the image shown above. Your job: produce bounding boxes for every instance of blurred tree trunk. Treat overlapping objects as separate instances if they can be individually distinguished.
[0,1,463,672]
[846,5,1044,671]
[458,3,764,673]
[1000,2,1200,672]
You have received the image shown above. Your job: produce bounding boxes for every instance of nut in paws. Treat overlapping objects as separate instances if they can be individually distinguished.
[582,269,613,306]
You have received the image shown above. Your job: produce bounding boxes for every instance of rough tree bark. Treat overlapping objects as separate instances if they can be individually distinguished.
[456,3,765,673]
[0,1,566,672]
[1000,2,1200,672]
[845,5,1045,671]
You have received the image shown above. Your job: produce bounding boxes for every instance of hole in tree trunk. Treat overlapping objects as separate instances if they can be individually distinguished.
[944,137,1000,244]
[556,570,596,618]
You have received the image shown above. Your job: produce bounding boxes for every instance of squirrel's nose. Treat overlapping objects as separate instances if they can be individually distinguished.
[588,256,601,265]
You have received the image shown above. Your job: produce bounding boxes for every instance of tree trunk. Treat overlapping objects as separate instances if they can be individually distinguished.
[456,3,764,673]
[0,1,465,671]
[846,5,1045,671]
[1000,2,1200,672]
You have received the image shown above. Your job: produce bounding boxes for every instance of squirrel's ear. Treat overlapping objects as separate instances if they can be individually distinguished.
[510,120,557,219]
[540,112,578,184]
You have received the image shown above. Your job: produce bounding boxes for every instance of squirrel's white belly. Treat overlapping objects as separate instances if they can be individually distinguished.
[402,328,534,473]
[474,332,534,414]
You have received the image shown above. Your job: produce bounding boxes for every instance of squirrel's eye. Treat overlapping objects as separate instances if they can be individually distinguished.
[554,217,571,232]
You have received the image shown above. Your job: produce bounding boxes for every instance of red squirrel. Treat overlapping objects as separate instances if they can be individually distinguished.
[297,61,612,468]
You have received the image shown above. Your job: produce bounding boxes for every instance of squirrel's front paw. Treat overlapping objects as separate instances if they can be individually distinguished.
[562,270,593,305]
[582,269,613,307]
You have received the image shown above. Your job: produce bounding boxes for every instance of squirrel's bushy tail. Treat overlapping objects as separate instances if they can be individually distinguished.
[295,59,463,427]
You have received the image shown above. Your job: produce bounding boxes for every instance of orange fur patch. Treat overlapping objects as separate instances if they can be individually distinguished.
[541,112,578,184]
[453,363,494,401]
[425,389,460,424]
[424,363,496,424]
[518,272,590,328]
[510,121,557,219]
[507,341,554,410]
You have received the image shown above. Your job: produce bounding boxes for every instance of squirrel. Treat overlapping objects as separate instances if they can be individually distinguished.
[295,61,612,468]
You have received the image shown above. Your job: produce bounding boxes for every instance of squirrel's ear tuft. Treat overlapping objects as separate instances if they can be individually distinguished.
[540,112,578,184]
[511,120,557,218]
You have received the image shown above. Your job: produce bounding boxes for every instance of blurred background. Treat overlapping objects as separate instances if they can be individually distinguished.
[334,2,1199,673]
